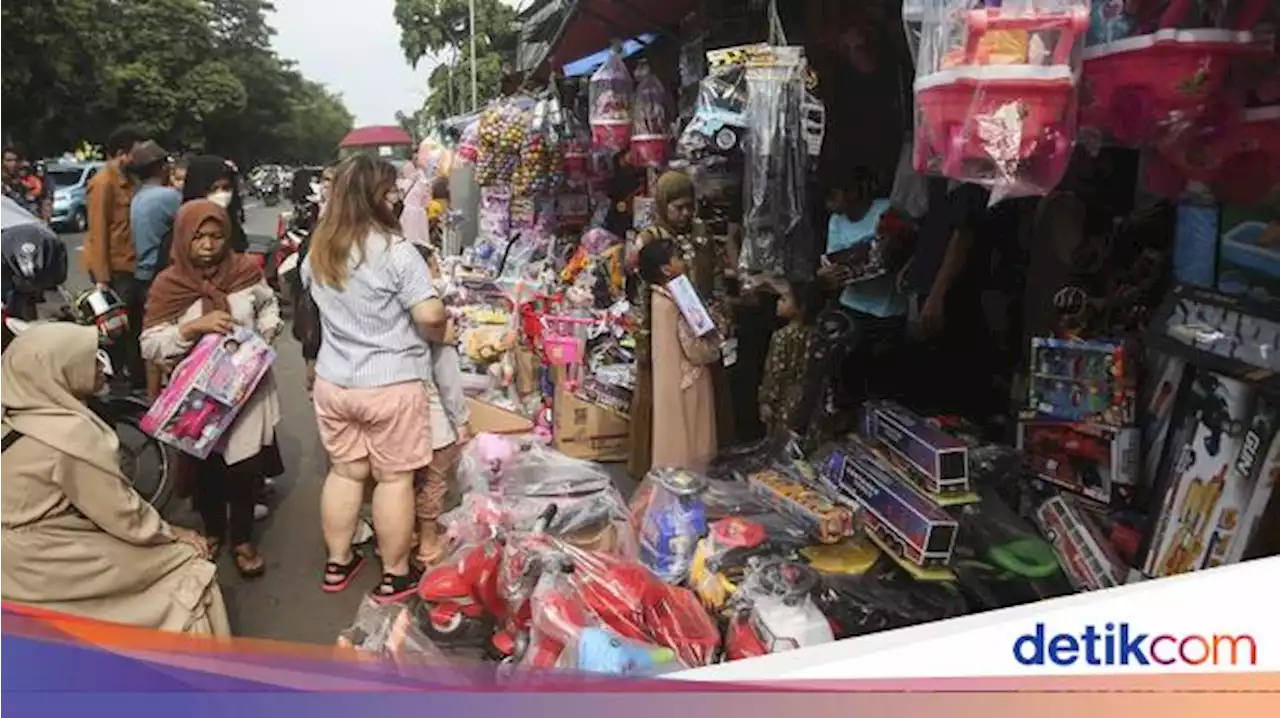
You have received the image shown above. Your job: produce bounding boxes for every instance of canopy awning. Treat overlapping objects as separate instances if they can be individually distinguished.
[338,125,414,148]
[518,0,696,78]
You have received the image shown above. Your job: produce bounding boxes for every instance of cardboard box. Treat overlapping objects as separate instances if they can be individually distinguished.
[554,382,630,462]
[1034,496,1125,591]
[1017,419,1140,506]
[861,400,969,495]
[467,397,533,436]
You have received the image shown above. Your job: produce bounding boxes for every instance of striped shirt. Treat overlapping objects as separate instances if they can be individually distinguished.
[302,232,438,389]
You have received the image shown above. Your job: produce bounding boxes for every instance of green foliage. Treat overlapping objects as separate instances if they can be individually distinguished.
[394,0,520,127]
[1,0,353,165]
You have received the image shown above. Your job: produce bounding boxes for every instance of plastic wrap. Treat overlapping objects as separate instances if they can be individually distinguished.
[514,98,568,196]
[721,558,834,659]
[813,559,969,639]
[740,46,813,281]
[631,468,710,583]
[631,63,670,168]
[589,51,634,151]
[447,281,517,399]
[908,0,1089,201]
[337,597,459,676]
[477,100,531,187]
[676,45,752,162]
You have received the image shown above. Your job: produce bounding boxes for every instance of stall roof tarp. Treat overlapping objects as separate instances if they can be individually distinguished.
[339,125,414,148]
[562,33,656,78]
[519,0,696,76]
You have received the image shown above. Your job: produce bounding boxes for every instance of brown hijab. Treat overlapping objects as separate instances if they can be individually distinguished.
[144,200,263,329]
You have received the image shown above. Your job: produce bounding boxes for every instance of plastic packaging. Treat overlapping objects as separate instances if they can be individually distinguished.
[740,46,814,281]
[722,558,834,659]
[632,468,710,583]
[631,63,670,168]
[589,51,634,151]
[907,0,1090,201]
[677,45,753,162]
[337,597,460,678]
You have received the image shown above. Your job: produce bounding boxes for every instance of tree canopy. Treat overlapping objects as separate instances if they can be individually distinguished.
[1,0,353,165]
[393,0,520,128]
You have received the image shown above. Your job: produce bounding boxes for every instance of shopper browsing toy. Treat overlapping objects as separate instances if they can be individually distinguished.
[640,238,726,474]
[759,280,817,437]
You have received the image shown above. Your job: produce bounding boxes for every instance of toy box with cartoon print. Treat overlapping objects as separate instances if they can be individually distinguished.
[860,400,969,496]
[1033,495,1125,592]
[1135,370,1280,579]
[141,327,275,459]
[1017,419,1140,506]
[1026,338,1137,426]
[820,437,958,569]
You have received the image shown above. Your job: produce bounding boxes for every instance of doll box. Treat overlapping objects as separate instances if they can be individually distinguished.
[1026,337,1137,426]
[141,328,275,460]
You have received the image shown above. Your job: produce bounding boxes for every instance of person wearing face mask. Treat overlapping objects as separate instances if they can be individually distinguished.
[140,201,282,578]
[1,322,230,637]
[169,155,248,263]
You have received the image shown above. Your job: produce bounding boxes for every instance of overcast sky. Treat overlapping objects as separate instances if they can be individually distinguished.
[269,0,524,127]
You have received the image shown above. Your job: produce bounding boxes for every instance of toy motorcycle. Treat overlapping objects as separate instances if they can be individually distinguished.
[636,468,710,583]
[722,559,834,661]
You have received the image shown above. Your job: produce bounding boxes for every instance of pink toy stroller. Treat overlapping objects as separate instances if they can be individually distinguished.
[1079,0,1270,146]
[912,2,1092,197]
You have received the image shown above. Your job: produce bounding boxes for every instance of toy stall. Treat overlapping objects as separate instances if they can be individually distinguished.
[332,0,1280,677]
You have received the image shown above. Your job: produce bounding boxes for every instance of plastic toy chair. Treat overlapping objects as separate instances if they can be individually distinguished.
[1079,0,1269,146]
[913,2,1091,192]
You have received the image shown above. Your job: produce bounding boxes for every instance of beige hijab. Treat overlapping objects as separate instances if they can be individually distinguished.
[1,323,122,476]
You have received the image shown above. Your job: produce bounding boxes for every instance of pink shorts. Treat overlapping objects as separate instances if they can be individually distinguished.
[313,378,433,474]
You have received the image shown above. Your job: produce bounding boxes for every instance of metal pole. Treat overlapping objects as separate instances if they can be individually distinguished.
[469,0,478,111]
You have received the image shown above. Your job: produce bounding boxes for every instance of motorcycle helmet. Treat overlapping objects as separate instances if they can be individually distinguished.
[1,204,68,295]
[68,286,129,345]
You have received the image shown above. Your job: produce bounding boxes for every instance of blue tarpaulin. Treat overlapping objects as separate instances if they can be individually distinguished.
[561,34,656,78]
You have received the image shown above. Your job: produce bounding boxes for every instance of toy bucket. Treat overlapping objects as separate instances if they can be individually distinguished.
[630,134,669,168]
[563,151,587,179]
[592,120,632,152]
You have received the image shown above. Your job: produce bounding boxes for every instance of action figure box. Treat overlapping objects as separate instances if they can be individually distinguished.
[1140,352,1193,489]
[1026,337,1137,426]
[860,400,970,496]
[1033,495,1126,592]
[1017,419,1140,506]
[141,327,275,459]
[820,437,959,570]
[1148,284,1280,391]
[1135,370,1280,578]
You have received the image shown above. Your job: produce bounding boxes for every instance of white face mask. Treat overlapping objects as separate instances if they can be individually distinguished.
[207,190,233,208]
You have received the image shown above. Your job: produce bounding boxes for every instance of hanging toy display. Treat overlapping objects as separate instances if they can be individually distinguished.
[907,0,1090,201]
[589,48,635,152]
[515,97,569,197]
[458,119,482,165]
[631,62,671,168]
[477,99,531,187]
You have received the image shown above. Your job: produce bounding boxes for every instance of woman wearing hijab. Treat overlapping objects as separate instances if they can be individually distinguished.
[176,155,248,254]
[140,200,282,578]
[1,323,231,636]
[628,170,734,476]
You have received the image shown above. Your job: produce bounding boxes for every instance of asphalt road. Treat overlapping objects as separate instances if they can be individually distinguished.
[55,201,372,644]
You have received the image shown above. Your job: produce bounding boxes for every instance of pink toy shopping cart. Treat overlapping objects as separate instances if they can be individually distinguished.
[913,3,1092,195]
[541,315,596,392]
[1145,105,1280,204]
[1079,0,1269,147]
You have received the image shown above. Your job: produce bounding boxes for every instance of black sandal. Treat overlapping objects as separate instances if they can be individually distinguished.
[233,543,266,579]
[322,551,366,593]
[370,568,422,604]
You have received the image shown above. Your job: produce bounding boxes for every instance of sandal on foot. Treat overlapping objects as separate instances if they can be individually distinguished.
[205,536,224,562]
[370,568,422,604]
[233,543,266,579]
[322,552,365,593]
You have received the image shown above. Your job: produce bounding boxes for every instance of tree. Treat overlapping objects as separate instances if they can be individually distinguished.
[0,0,352,165]
[393,0,520,125]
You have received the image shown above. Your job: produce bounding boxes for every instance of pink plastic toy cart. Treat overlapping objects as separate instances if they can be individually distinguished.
[1145,105,1280,204]
[913,4,1091,193]
[1079,0,1269,147]
[542,315,596,391]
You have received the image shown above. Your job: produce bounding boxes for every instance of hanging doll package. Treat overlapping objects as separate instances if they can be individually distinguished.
[589,50,634,151]
[907,0,1089,202]
[631,62,670,168]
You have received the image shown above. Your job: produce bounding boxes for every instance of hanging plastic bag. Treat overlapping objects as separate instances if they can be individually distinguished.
[631,62,670,168]
[589,50,635,151]
[908,0,1089,202]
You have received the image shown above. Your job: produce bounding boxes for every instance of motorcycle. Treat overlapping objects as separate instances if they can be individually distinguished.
[1,298,173,510]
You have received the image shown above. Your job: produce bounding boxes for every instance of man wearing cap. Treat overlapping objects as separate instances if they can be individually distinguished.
[126,140,180,394]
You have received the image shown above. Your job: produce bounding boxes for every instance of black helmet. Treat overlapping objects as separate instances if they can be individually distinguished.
[1,197,68,294]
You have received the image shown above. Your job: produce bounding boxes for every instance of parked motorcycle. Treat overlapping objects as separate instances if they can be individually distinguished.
[1,291,173,511]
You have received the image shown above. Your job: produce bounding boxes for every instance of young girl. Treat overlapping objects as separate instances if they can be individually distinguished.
[758,281,816,437]
[640,238,725,473]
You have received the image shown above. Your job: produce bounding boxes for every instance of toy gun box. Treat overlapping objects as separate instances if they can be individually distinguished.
[1026,337,1137,426]
[821,438,958,568]
[861,400,969,496]
[1016,419,1140,506]
[745,468,854,544]
[141,327,275,459]
[1148,284,1280,392]
[1033,496,1125,592]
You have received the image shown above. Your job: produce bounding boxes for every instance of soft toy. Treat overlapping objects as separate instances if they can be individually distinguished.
[464,326,510,364]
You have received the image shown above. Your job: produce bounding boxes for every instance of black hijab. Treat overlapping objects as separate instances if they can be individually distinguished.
[180,154,247,254]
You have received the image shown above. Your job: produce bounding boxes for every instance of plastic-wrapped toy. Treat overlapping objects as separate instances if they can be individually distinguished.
[631,62,670,168]
[589,49,634,151]
[908,0,1091,200]
[141,327,275,459]
[632,468,710,584]
[1145,105,1280,205]
[722,558,834,660]
[1079,0,1270,147]
[336,597,463,681]
[477,99,532,187]
[740,45,815,280]
[677,45,754,161]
